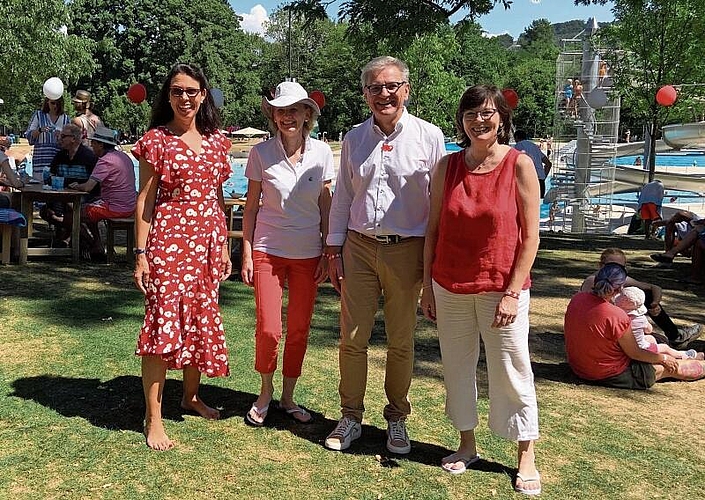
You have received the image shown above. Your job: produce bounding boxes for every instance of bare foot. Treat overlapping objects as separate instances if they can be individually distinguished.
[181,395,220,420]
[144,418,174,451]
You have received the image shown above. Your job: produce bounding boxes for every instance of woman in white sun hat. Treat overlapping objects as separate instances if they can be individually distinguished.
[242,81,334,426]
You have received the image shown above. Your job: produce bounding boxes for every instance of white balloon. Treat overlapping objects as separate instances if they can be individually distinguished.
[585,88,608,109]
[43,77,64,100]
[211,88,224,108]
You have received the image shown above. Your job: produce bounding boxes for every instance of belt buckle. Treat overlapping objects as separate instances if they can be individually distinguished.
[374,234,400,244]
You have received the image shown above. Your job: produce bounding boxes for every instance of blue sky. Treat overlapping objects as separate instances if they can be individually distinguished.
[232,0,614,38]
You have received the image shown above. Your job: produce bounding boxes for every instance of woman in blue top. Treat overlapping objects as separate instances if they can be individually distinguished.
[25,96,70,181]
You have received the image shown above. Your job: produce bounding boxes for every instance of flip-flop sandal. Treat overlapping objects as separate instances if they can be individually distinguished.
[245,403,269,427]
[278,404,313,424]
[514,472,542,496]
[440,454,481,475]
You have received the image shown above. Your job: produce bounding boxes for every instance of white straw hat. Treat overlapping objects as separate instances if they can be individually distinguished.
[261,81,320,120]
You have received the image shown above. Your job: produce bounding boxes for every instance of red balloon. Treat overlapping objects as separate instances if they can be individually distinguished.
[656,85,677,106]
[310,90,326,109]
[501,88,519,109]
[127,83,147,104]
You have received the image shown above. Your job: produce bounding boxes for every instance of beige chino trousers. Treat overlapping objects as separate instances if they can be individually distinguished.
[338,230,424,422]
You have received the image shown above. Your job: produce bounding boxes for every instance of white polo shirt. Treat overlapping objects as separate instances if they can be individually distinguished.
[245,134,335,259]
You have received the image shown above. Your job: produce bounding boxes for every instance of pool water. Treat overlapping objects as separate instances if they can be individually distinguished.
[616,151,705,167]
[24,144,704,221]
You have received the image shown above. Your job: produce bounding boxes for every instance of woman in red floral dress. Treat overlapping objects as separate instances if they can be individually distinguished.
[132,63,232,451]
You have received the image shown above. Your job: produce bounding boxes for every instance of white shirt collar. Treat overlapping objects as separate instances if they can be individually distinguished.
[370,108,408,138]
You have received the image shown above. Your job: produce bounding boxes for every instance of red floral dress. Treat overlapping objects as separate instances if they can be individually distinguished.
[132,127,232,377]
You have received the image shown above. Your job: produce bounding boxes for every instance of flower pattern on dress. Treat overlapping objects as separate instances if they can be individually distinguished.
[132,127,232,377]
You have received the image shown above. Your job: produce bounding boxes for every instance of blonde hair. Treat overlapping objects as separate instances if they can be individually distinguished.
[265,103,317,137]
[599,247,626,266]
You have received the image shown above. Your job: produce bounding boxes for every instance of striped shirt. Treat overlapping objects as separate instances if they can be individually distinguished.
[26,111,70,170]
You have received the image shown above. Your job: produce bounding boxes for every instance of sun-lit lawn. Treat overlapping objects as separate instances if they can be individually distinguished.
[0,233,703,499]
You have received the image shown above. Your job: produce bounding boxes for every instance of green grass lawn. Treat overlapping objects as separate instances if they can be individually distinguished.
[1,234,703,499]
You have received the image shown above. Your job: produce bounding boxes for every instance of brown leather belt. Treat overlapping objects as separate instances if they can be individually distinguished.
[354,231,410,245]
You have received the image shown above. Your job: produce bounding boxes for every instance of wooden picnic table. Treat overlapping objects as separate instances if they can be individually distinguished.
[18,183,83,264]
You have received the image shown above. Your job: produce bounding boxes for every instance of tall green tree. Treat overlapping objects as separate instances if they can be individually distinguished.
[290,0,510,47]
[400,28,466,134]
[262,10,372,137]
[291,0,609,48]
[597,0,705,178]
[451,20,511,87]
[0,0,93,133]
[67,0,262,133]
[509,20,558,138]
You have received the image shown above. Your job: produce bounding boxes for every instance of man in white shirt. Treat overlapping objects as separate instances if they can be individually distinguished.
[513,130,551,198]
[324,56,446,454]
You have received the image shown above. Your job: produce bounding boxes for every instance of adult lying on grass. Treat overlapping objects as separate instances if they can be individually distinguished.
[565,262,705,389]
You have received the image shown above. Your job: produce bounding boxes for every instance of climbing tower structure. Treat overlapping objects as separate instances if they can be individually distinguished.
[548,18,624,233]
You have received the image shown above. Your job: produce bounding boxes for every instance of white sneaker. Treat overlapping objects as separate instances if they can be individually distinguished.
[386,419,411,454]
[325,417,361,451]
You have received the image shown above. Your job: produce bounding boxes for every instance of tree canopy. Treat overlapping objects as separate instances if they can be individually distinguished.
[597,0,705,177]
[7,0,695,147]
[0,0,94,132]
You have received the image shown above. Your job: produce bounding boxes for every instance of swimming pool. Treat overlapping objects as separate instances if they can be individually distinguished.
[615,151,705,167]
[24,145,703,221]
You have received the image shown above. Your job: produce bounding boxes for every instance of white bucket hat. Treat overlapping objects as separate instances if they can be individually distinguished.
[261,81,320,120]
[615,286,647,316]
[91,125,119,146]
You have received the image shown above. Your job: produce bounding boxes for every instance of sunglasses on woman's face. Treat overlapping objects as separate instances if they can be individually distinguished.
[169,87,202,99]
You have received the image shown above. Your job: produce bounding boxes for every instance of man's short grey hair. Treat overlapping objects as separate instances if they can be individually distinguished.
[63,124,83,141]
[360,56,410,88]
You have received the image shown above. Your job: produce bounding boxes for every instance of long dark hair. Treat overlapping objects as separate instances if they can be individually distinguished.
[149,63,221,134]
[455,85,512,148]
[41,96,65,115]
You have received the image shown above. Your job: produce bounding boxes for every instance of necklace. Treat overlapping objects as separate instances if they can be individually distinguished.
[282,137,305,166]
[465,149,492,172]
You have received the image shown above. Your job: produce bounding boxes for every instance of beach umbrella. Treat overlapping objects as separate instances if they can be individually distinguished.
[232,127,268,137]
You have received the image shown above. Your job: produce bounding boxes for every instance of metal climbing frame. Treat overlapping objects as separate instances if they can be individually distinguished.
[548,20,624,233]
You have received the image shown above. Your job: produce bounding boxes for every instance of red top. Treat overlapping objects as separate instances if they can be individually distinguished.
[432,148,531,294]
[564,292,632,380]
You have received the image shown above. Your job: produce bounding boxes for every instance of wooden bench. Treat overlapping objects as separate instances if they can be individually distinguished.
[0,223,11,264]
[105,217,135,265]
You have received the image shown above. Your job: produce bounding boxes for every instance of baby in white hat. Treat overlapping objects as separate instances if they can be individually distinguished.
[615,287,703,359]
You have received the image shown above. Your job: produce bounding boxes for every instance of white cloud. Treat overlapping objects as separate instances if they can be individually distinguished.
[238,5,269,35]
[483,31,511,38]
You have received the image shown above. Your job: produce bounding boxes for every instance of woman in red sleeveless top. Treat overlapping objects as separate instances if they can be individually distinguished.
[420,85,541,495]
